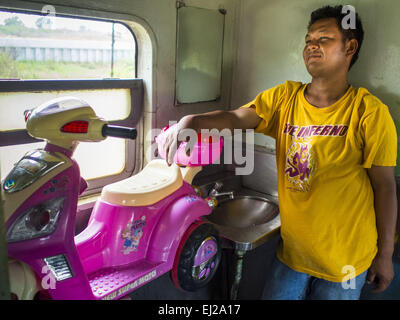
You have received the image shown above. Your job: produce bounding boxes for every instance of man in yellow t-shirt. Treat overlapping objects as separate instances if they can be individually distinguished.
[161,5,397,299]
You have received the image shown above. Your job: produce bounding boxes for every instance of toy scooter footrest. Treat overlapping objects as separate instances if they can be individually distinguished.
[88,260,163,299]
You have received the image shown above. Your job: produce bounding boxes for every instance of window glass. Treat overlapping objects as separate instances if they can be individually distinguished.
[0,142,45,180]
[0,89,131,131]
[0,138,126,181]
[0,11,136,79]
[0,10,139,187]
[75,138,126,180]
[0,88,131,181]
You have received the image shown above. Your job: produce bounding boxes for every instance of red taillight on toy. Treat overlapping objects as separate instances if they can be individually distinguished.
[61,121,89,133]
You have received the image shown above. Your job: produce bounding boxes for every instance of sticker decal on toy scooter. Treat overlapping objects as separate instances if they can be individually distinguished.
[102,270,157,300]
[4,179,15,191]
[121,216,146,254]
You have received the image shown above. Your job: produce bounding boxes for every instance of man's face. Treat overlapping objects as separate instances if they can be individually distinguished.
[303,18,350,77]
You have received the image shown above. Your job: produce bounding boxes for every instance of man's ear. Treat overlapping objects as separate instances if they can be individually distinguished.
[345,38,358,57]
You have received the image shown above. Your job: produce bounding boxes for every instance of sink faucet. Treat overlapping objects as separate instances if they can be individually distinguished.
[208,181,235,200]
[210,190,235,199]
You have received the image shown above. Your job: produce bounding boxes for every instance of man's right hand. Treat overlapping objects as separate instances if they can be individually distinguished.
[162,115,196,166]
[160,107,261,166]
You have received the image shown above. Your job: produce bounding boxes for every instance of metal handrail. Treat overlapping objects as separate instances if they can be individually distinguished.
[0,175,11,300]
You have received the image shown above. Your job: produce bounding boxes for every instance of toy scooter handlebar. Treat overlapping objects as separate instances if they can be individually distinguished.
[102,124,137,140]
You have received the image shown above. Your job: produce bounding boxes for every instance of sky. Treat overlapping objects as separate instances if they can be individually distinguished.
[0,10,118,34]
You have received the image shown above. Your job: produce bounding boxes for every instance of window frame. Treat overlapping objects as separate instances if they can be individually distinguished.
[0,9,143,196]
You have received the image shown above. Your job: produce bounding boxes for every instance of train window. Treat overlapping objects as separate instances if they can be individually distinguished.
[0,11,136,79]
[0,10,142,197]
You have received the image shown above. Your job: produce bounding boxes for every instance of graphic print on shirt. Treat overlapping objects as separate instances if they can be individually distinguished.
[284,139,316,192]
[282,122,349,192]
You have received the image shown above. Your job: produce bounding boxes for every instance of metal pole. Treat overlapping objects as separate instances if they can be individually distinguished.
[110,22,115,77]
[0,172,11,300]
[230,249,245,300]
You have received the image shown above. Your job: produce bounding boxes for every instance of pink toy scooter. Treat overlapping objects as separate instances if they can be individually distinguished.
[2,97,222,300]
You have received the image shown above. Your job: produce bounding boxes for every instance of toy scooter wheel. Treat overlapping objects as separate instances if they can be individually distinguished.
[172,221,221,292]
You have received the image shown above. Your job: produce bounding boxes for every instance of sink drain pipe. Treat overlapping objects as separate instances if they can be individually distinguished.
[230,249,246,300]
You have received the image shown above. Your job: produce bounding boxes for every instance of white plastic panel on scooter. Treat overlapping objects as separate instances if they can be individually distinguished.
[101,159,183,207]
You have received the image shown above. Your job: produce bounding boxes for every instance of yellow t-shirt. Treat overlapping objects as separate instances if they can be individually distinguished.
[241,80,397,282]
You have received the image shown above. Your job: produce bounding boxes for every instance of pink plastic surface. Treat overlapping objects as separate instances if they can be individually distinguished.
[6,149,94,300]
[155,124,224,166]
[73,182,210,299]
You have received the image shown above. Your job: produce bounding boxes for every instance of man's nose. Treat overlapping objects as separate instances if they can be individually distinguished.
[307,40,320,51]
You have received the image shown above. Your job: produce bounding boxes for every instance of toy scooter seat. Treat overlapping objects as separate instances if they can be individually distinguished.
[101,159,183,206]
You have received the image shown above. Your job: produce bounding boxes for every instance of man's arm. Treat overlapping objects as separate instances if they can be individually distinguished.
[180,107,261,132]
[164,107,261,165]
[366,165,397,293]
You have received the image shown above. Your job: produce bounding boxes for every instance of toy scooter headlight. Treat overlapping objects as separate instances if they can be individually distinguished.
[7,197,64,243]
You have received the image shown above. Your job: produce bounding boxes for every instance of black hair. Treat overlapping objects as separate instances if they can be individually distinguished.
[308,5,364,70]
